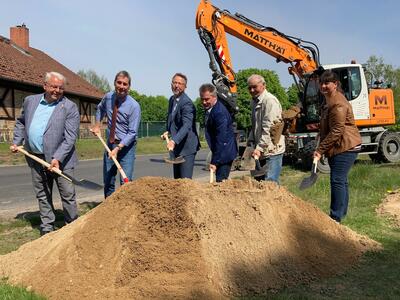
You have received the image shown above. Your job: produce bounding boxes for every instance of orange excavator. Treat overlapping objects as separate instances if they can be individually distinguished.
[196,0,400,172]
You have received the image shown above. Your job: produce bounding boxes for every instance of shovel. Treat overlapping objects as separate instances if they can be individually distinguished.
[250,155,267,177]
[164,136,185,164]
[95,132,129,183]
[17,146,103,190]
[299,157,319,190]
[209,168,215,183]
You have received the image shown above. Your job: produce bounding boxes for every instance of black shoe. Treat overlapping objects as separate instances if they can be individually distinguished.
[40,230,53,236]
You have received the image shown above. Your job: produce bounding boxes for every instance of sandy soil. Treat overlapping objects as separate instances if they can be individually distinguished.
[377,189,400,227]
[0,177,381,299]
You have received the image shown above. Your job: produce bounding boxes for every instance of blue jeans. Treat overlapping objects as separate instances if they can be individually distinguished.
[103,141,136,198]
[215,161,233,182]
[328,151,358,222]
[257,153,283,184]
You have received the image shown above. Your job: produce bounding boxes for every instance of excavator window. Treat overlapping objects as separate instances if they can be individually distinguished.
[334,67,361,101]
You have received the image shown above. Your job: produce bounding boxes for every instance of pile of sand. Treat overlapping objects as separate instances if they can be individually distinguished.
[377,189,400,227]
[0,177,380,299]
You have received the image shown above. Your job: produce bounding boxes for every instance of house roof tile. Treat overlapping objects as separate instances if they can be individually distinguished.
[0,35,103,100]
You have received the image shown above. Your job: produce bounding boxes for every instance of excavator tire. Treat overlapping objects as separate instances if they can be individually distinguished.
[299,140,330,174]
[375,131,400,163]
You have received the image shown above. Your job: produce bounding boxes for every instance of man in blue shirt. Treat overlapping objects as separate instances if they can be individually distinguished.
[91,71,141,197]
[11,71,80,236]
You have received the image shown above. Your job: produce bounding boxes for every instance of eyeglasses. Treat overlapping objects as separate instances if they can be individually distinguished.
[46,83,64,91]
[172,81,185,86]
[116,80,129,87]
[248,81,262,89]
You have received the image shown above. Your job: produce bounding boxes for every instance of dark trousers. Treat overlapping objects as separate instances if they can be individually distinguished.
[30,159,78,233]
[173,153,196,179]
[215,161,233,182]
[328,151,358,222]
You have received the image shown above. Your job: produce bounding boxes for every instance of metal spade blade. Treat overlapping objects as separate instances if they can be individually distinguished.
[63,173,103,191]
[250,157,267,177]
[164,152,185,164]
[299,158,319,190]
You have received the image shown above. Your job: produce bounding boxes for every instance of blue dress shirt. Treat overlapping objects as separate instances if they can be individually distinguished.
[28,96,57,154]
[95,91,141,147]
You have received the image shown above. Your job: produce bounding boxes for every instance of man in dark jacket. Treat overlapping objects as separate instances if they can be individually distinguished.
[162,73,200,179]
[200,83,237,182]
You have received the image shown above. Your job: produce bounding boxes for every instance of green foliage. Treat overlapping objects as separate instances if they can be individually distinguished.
[286,83,300,108]
[235,68,288,129]
[194,97,206,127]
[130,90,168,122]
[365,55,400,123]
[77,69,111,93]
[0,281,46,300]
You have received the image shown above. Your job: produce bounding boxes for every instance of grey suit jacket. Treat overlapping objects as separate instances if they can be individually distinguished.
[13,93,80,170]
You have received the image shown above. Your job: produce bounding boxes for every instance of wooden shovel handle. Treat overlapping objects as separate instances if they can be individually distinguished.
[95,132,129,183]
[209,168,215,183]
[312,157,319,173]
[165,136,174,151]
[16,146,72,182]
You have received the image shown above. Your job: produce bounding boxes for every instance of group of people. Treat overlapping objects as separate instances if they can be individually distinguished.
[10,68,360,235]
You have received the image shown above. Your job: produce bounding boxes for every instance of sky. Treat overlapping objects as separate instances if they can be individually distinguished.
[1,0,399,100]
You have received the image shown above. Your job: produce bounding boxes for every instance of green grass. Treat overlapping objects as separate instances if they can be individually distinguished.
[2,160,400,298]
[269,161,400,299]
[0,280,45,300]
[0,137,169,165]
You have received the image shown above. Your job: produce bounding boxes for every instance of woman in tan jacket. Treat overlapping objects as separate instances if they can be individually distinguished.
[313,70,362,222]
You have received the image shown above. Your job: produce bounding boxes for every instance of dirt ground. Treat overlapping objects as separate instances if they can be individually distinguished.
[377,189,400,227]
[0,177,381,299]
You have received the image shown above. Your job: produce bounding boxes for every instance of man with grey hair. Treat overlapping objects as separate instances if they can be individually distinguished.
[11,71,80,235]
[247,74,285,183]
[200,83,237,181]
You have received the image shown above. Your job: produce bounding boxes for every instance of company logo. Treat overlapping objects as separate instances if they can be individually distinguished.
[375,95,387,105]
[244,28,286,55]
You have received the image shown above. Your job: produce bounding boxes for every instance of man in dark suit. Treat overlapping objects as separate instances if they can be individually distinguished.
[200,83,238,182]
[11,71,80,236]
[162,73,200,179]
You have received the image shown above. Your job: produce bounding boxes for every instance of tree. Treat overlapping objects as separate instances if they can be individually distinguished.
[130,90,168,122]
[77,69,111,93]
[365,56,400,123]
[286,83,301,108]
[194,97,206,127]
[235,68,288,129]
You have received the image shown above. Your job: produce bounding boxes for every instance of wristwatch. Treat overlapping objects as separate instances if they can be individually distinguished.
[116,145,123,150]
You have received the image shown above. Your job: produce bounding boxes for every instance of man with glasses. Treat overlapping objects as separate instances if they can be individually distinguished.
[91,70,141,197]
[10,71,80,236]
[162,73,200,179]
[247,74,285,183]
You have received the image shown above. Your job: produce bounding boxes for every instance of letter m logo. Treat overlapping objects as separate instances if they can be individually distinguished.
[375,95,387,105]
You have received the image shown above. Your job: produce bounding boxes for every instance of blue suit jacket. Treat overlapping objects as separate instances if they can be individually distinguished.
[166,92,200,157]
[13,93,80,170]
[205,101,238,165]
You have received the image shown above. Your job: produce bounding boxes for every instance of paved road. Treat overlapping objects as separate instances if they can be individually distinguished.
[0,150,210,216]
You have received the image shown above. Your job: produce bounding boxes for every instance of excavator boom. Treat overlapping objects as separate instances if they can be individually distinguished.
[196,0,320,98]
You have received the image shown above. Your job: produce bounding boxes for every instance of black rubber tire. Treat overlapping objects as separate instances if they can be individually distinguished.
[300,139,330,174]
[317,156,330,174]
[300,140,316,170]
[376,131,400,163]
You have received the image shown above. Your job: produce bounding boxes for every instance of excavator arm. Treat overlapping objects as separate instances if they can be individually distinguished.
[196,0,320,115]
